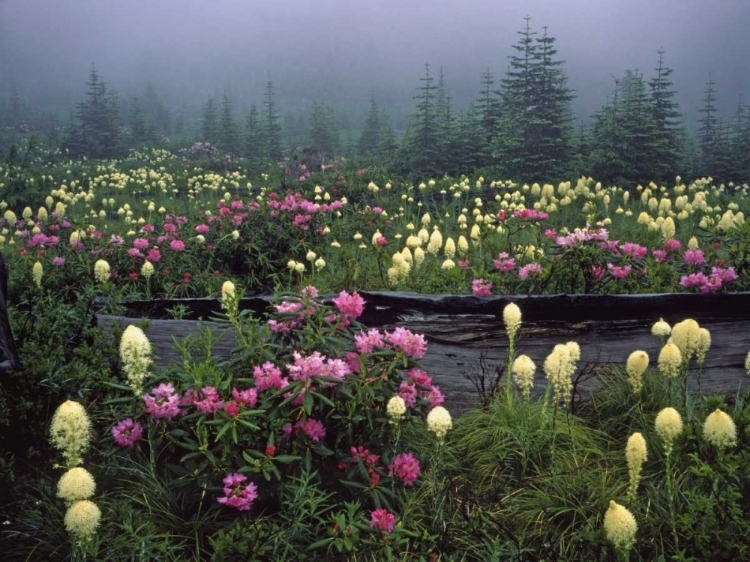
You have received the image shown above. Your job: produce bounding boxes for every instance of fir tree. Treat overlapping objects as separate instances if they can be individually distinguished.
[620,70,659,183]
[378,109,398,161]
[698,74,719,177]
[403,63,441,177]
[358,96,381,156]
[264,73,282,161]
[201,97,219,146]
[476,69,501,167]
[308,101,339,158]
[128,95,147,146]
[649,49,682,181]
[589,80,628,184]
[244,103,264,161]
[219,92,239,154]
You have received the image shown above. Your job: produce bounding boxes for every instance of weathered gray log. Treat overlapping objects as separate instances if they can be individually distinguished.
[97,292,750,412]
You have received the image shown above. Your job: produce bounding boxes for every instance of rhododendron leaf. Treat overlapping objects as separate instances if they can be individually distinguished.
[340,479,367,490]
[303,391,314,415]
[311,392,335,407]
[168,437,198,450]
[273,455,302,464]
[104,382,137,392]
[215,422,232,441]
[314,444,334,456]
[103,396,135,405]
[307,538,335,551]
[237,419,259,431]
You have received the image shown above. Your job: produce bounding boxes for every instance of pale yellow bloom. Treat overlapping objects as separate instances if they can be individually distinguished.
[625,432,647,500]
[32,261,43,287]
[703,409,737,449]
[655,407,683,454]
[140,260,154,280]
[651,318,671,337]
[94,259,110,284]
[512,354,535,398]
[544,344,575,407]
[695,327,711,366]
[657,343,682,379]
[64,500,101,539]
[503,303,522,341]
[426,406,452,439]
[603,500,637,552]
[57,467,96,502]
[120,324,152,396]
[50,401,92,467]
[626,351,649,393]
[670,319,701,361]
[386,396,407,421]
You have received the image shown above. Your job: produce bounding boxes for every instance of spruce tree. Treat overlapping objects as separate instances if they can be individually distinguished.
[378,109,398,161]
[128,95,147,146]
[620,70,659,183]
[219,92,239,154]
[264,73,283,161]
[649,49,682,181]
[698,74,719,177]
[403,63,440,177]
[201,97,219,146]
[308,101,339,158]
[245,103,264,161]
[476,69,501,167]
[358,96,381,156]
[589,80,628,184]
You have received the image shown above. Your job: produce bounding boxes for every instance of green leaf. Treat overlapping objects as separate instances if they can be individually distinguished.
[273,454,302,464]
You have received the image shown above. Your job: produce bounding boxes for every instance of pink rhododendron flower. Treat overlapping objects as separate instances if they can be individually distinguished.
[652,249,668,263]
[193,386,224,414]
[354,328,385,354]
[224,401,240,418]
[111,418,143,447]
[332,291,365,320]
[195,224,209,234]
[232,387,258,408]
[133,238,150,250]
[471,279,493,296]
[386,327,427,359]
[664,239,682,253]
[518,263,543,279]
[607,263,632,279]
[52,256,66,266]
[493,252,516,272]
[253,362,287,391]
[143,383,181,419]
[216,473,258,511]
[680,272,709,291]
[170,239,186,252]
[422,385,445,407]
[370,509,395,532]
[147,248,162,262]
[684,249,705,266]
[619,242,647,259]
[390,452,421,486]
[407,368,432,387]
[398,382,418,406]
[300,418,326,442]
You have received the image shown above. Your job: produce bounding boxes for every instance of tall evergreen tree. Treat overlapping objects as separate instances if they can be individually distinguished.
[698,74,719,177]
[649,49,682,181]
[589,81,628,184]
[620,70,659,183]
[244,103,264,161]
[378,109,398,161]
[128,95,147,146]
[729,98,750,184]
[264,73,283,161]
[219,92,239,154]
[401,63,441,177]
[308,102,339,158]
[201,97,219,146]
[476,69,502,167]
[358,96,381,156]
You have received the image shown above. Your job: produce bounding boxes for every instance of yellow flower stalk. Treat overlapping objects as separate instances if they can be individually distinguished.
[657,343,681,379]
[603,500,637,553]
[386,396,407,421]
[140,260,154,280]
[427,229,443,255]
[57,467,96,502]
[444,237,456,259]
[669,319,701,361]
[512,354,536,399]
[93,259,110,284]
[120,325,152,396]
[544,344,575,407]
[695,327,711,367]
[426,406,452,440]
[651,318,671,337]
[626,350,649,393]
[625,432,647,501]
[32,260,43,287]
[503,303,522,342]
[565,341,580,362]
[655,407,683,455]
[50,400,92,468]
[457,235,469,257]
[703,409,737,450]
[64,499,102,540]
[745,350,750,377]
[441,259,455,270]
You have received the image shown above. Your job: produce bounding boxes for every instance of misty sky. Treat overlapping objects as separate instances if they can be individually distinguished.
[1,0,749,128]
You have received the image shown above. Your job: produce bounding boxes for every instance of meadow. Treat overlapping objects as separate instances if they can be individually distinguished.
[0,148,749,561]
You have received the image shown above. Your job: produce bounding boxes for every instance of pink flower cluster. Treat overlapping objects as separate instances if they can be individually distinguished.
[680,266,737,293]
[607,263,632,279]
[513,208,549,221]
[493,252,516,272]
[518,263,543,279]
[555,224,609,248]
[398,368,444,408]
[389,452,421,486]
[332,290,366,325]
[143,383,181,419]
[370,508,395,532]
[471,278,493,296]
[111,418,143,447]
[286,351,351,382]
[216,472,258,511]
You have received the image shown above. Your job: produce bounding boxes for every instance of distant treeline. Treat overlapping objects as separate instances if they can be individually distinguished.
[1,18,749,185]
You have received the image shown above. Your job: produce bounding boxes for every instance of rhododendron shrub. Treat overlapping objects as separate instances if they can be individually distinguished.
[108,288,442,524]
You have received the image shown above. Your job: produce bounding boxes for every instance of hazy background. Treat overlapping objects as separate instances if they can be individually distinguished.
[1,0,749,129]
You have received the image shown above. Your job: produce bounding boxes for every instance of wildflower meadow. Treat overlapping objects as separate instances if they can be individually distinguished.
[0,150,749,561]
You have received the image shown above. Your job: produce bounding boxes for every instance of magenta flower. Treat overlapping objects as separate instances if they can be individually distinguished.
[607,263,632,279]
[386,327,427,359]
[471,279,493,296]
[407,368,432,387]
[195,224,210,234]
[370,508,396,533]
[652,249,668,263]
[193,386,225,414]
[253,362,288,391]
[111,418,143,447]
[354,328,385,354]
[664,239,682,253]
[398,382,418,406]
[143,383,181,419]
[300,418,326,442]
[518,263,543,279]
[390,452,421,486]
[127,248,144,258]
[110,235,124,246]
[684,249,705,266]
[680,272,709,291]
[133,238,150,250]
[232,387,258,408]
[216,473,258,511]
[619,242,647,259]
[170,239,186,252]
[493,252,516,272]
[421,385,445,407]
[52,256,66,267]
[332,291,366,320]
